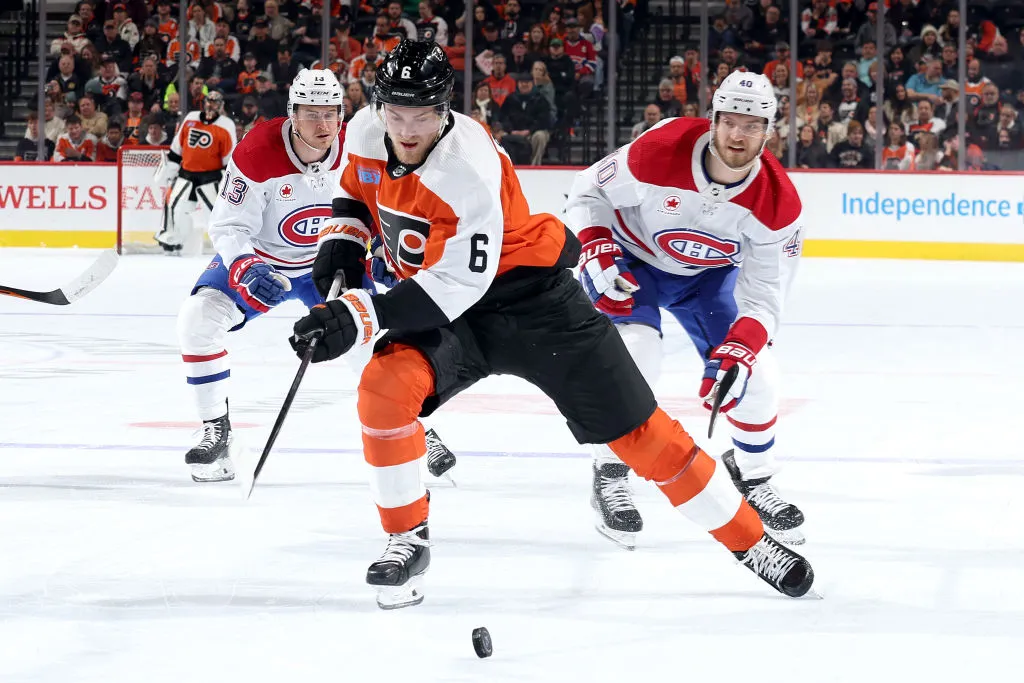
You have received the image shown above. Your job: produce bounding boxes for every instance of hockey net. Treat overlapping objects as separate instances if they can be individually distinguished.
[116,145,214,254]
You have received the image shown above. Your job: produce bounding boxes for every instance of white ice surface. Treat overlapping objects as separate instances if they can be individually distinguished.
[0,250,1022,682]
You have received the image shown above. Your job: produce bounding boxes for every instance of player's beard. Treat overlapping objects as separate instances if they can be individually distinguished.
[392,138,430,165]
[713,133,764,171]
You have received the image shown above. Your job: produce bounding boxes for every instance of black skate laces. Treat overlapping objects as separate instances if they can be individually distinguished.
[379,528,430,564]
[746,481,791,516]
[599,474,636,513]
[743,537,798,583]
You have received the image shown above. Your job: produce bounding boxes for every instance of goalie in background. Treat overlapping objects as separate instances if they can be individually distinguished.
[154,90,236,256]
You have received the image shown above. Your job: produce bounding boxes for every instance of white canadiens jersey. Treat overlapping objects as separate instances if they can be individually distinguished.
[208,117,343,275]
[564,116,804,339]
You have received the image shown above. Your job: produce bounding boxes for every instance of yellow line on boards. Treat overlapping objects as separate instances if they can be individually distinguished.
[802,240,1024,262]
[0,231,117,248]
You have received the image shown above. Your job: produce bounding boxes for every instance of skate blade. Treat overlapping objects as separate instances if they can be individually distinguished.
[373,575,425,610]
[594,523,637,551]
[190,455,236,483]
[767,527,806,546]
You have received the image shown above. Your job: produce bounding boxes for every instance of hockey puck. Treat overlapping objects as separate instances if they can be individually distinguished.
[471,627,493,658]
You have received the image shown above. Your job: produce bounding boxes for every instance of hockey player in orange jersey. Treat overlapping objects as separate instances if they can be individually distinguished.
[290,41,815,610]
[155,91,236,255]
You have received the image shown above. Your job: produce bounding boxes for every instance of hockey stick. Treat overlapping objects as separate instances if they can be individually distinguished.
[239,274,345,500]
[707,364,740,439]
[0,249,119,306]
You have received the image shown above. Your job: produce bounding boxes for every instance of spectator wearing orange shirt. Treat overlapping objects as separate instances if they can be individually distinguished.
[54,115,98,162]
[94,121,123,162]
[763,42,803,81]
[331,21,363,64]
[372,14,402,54]
[236,52,262,95]
[349,39,383,84]
[311,43,349,82]
[482,54,516,107]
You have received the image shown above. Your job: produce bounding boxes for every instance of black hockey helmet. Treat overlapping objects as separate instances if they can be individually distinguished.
[374,40,455,108]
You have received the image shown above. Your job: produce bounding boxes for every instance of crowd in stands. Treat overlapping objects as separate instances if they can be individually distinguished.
[15,0,624,165]
[19,0,1024,172]
[637,0,1024,171]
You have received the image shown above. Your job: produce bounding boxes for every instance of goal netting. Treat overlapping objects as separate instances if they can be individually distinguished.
[117,145,214,254]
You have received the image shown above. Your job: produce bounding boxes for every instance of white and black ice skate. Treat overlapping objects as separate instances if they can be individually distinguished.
[722,449,805,545]
[366,523,431,610]
[185,414,235,483]
[591,462,643,550]
[425,428,456,484]
[734,532,815,597]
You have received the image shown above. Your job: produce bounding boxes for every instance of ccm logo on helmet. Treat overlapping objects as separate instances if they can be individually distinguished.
[278,204,332,247]
[654,229,740,268]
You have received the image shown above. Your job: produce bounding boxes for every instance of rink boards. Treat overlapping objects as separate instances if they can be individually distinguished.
[0,161,1023,260]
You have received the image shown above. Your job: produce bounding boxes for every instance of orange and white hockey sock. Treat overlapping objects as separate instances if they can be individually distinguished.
[357,344,435,534]
[609,408,764,552]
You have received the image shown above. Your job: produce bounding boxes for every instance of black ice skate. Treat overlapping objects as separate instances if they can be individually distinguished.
[722,449,805,545]
[185,414,235,482]
[366,523,431,610]
[591,462,643,550]
[734,532,814,598]
[424,428,457,484]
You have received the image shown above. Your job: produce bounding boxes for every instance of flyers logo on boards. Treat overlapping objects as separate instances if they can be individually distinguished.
[377,204,430,271]
[278,204,332,247]
[653,229,740,268]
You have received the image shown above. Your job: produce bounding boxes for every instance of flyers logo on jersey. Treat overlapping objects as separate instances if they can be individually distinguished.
[378,205,430,271]
[654,229,740,268]
[187,128,214,148]
[278,205,332,247]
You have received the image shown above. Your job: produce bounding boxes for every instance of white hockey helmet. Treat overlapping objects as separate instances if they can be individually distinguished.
[712,70,777,126]
[287,68,345,118]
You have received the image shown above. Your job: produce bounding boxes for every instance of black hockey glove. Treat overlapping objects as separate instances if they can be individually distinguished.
[311,238,368,299]
[290,290,381,363]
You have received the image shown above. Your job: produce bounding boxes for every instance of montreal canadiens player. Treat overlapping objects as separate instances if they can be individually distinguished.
[175,69,351,482]
[567,71,807,548]
[155,91,236,255]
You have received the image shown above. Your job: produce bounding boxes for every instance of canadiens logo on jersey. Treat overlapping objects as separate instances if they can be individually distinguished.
[378,204,430,270]
[278,204,332,247]
[653,229,741,268]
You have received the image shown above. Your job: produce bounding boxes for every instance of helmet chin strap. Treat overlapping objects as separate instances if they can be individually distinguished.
[290,119,328,157]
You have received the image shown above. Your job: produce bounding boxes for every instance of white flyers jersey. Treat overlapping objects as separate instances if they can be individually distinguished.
[564,116,804,340]
[208,117,344,275]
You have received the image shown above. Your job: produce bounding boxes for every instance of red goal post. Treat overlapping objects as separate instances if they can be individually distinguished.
[116,145,171,254]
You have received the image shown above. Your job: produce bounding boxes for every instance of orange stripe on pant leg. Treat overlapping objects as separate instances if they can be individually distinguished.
[607,407,697,483]
[610,407,763,552]
[358,343,435,468]
[377,497,429,535]
[358,343,436,533]
[710,499,763,552]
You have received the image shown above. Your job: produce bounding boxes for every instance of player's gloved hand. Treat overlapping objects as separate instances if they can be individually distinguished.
[369,236,400,288]
[312,221,372,298]
[577,226,639,316]
[228,254,291,312]
[290,289,380,363]
[698,318,769,413]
